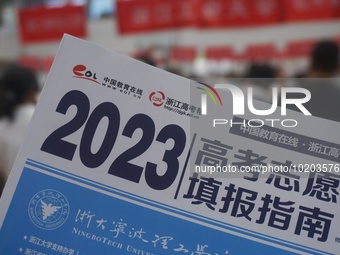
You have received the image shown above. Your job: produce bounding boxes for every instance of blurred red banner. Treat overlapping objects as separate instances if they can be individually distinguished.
[116,0,153,34]
[117,0,339,34]
[18,5,87,44]
[282,0,333,22]
[116,0,199,34]
[197,0,226,27]
[225,0,281,27]
[175,0,200,27]
[332,0,340,17]
[170,46,197,61]
[242,43,279,61]
[205,46,235,60]
[285,39,316,58]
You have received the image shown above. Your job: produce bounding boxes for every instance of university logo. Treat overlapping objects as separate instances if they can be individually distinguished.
[28,189,70,230]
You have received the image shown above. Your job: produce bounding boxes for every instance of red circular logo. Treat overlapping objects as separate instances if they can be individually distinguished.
[149,91,165,107]
[73,64,87,76]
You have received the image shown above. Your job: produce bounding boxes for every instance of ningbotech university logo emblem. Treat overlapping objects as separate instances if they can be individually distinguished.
[28,189,70,230]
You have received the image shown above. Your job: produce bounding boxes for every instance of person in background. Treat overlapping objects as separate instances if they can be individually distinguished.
[135,51,157,67]
[289,39,340,122]
[307,39,339,78]
[0,65,40,194]
[240,62,280,102]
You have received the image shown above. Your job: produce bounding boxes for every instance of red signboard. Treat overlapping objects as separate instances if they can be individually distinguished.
[116,0,153,34]
[169,46,197,61]
[116,0,338,34]
[116,0,199,34]
[224,0,281,27]
[148,0,175,30]
[174,0,199,27]
[117,0,281,33]
[242,43,279,61]
[18,5,87,44]
[282,0,333,22]
[285,39,316,58]
[205,46,235,60]
[198,0,226,27]
[332,0,340,18]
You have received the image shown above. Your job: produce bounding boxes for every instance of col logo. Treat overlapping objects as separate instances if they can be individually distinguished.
[149,91,165,107]
[73,64,100,84]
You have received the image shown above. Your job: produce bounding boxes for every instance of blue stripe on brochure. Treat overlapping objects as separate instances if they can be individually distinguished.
[26,158,333,255]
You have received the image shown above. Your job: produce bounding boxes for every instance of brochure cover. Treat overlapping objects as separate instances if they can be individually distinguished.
[0,34,339,255]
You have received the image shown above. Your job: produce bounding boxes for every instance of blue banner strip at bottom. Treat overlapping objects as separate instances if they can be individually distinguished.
[0,159,332,255]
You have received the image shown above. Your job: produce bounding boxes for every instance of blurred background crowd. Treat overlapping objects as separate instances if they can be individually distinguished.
[0,0,339,194]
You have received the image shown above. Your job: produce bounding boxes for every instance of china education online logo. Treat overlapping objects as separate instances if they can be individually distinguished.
[72,64,144,100]
[73,64,100,84]
[28,189,70,230]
